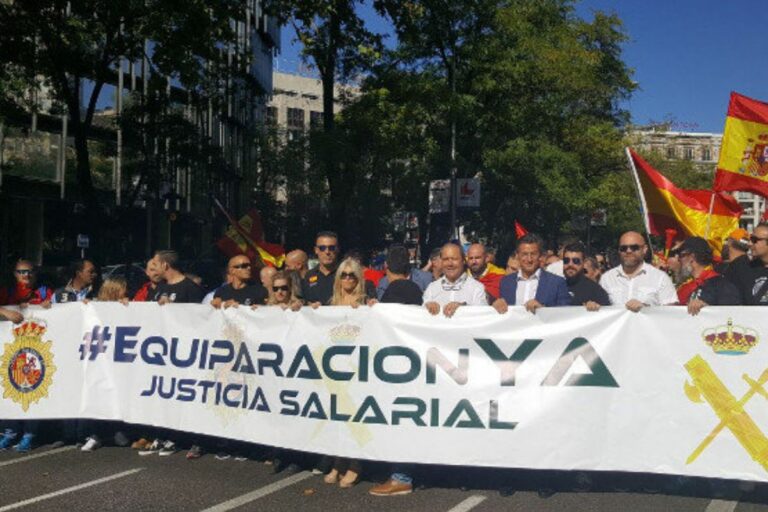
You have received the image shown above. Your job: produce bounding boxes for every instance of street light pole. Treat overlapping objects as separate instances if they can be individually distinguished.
[449,55,458,241]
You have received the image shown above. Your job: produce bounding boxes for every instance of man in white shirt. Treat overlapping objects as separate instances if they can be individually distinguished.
[600,231,678,312]
[423,243,488,317]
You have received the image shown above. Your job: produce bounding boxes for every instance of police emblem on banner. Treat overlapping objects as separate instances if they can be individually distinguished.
[1,320,57,411]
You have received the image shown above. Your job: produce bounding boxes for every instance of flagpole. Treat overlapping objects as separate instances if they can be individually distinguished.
[625,147,656,255]
[212,197,267,266]
[705,191,716,240]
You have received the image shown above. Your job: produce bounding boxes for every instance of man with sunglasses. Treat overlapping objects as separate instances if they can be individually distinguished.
[739,223,768,305]
[0,259,52,306]
[212,255,268,308]
[600,231,677,312]
[301,231,340,305]
[562,243,609,311]
[675,237,740,315]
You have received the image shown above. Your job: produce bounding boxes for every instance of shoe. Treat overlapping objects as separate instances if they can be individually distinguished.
[339,470,360,489]
[311,467,324,475]
[214,452,231,460]
[0,430,18,450]
[324,469,339,484]
[158,440,177,456]
[138,439,162,456]
[81,436,101,452]
[233,454,248,462]
[186,445,203,460]
[132,438,151,450]
[113,431,130,447]
[14,433,34,453]
[369,479,413,496]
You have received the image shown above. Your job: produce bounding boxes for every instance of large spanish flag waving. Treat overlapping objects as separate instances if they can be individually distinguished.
[214,199,285,268]
[713,92,768,196]
[627,148,741,255]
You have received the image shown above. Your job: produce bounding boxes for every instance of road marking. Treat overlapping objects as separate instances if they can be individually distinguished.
[200,472,313,512]
[0,446,76,467]
[447,495,488,512]
[0,468,144,512]
[705,500,738,512]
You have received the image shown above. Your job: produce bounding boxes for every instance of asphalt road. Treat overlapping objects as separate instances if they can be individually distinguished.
[1,444,768,512]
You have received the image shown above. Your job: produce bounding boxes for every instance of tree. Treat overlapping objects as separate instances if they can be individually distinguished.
[267,0,383,239]
[0,0,246,213]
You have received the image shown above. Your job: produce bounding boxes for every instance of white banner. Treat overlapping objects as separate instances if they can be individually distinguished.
[2,303,768,483]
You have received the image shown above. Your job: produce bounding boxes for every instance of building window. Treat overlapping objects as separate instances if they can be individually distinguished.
[265,106,277,125]
[702,147,711,161]
[287,108,305,129]
[666,146,676,159]
[683,147,693,160]
[310,111,322,129]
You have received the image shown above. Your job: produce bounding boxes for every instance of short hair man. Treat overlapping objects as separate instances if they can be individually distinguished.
[583,256,601,283]
[465,243,505,300]
[0,259,52,306]
[562,243,610,311]
[493,233,570,314]
[426,247,443,281]
[301,231,339,305]
[505,252,519,275]
[211,255,268,308]
[599,231,677,312]
[379,245,423,305]
[133,259,163,301]
[423,243,487,317]
[737,223,768,305]
[718,228,752,304]
[675,237,740,315]
[53,259,98,303]
[376,246,432,299]
[285,249,309,279]
[151,250,205,304]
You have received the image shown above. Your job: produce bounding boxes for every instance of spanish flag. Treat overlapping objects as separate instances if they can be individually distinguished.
[214,200,285,268]
[713,92,768,196]
[627,148,741,255]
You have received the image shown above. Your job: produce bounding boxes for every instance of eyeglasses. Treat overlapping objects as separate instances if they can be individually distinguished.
[618,244,643,253]
[317,245,337,252]
[272,285,289,292]
[340,272,357,280]
[563,257,582,265]
[14,269,33,276]
[231,263,251,269]
[750,236,768,244]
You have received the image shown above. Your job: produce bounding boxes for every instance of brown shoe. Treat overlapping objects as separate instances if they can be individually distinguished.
[369,479,413,496]
[131,438,150,450]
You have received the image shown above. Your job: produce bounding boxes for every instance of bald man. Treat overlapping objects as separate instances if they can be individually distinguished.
[285,249,309,279]
[423,244,488,317]
[465,243,505,299]
[599,231,677,312]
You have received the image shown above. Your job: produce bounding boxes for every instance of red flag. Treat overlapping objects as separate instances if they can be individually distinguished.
[514,220,528,239]
[214,200,285,267]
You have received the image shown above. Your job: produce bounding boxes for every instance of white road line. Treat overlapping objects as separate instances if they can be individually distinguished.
[200,472,314,512]
[705,500,739,512]
[447,495,488,512]
[0,446,76,467]
[0,468,144,512]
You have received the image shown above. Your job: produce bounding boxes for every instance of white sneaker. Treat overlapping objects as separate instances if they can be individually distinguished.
[138,439,162,456]
[158,440,177,456]
[81,436,101,452]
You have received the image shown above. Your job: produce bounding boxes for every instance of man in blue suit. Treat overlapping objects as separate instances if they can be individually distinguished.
[492,233,570,314]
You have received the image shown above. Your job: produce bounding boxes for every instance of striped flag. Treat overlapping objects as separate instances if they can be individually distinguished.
[713,92,768,196]
[627,148,741,256]
[214,200,285,268]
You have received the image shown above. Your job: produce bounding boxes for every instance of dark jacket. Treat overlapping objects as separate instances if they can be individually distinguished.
[499,269,571,306]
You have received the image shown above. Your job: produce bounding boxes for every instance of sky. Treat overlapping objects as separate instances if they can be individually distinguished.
[276,0,768,134]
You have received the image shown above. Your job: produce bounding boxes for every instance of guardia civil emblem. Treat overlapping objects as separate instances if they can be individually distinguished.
[1,320,57,411]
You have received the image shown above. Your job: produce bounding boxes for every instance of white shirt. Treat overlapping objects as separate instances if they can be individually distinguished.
[516,268,542,305]
[599,262,678,306]
[546,260,564,277]
[423,274,488,307]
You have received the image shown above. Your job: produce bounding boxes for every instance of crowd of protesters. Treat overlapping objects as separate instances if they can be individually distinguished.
[0,223,765,496]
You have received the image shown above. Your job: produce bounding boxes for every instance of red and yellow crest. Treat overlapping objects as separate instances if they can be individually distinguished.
[1,320,56,411]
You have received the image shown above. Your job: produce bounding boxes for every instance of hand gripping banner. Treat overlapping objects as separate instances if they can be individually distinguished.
[1,303,768,483]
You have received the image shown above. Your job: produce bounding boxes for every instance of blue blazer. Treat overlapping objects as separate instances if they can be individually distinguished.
[498,270,571,307]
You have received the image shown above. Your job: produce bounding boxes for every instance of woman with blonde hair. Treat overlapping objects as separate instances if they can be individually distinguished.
[265,271,302,311]
[97,276,130,303]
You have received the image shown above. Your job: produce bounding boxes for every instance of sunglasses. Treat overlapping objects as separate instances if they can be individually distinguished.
[340,272,358,280]
[272,285,289,292]
[317,245,337,252]
[14,269,33,276]
[618,244,642,253]
[563,257,582,265]
[231,263,251,269]
[750,236,768,244]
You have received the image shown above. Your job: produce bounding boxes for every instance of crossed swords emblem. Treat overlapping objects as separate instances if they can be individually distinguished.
[684,355,768,470]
